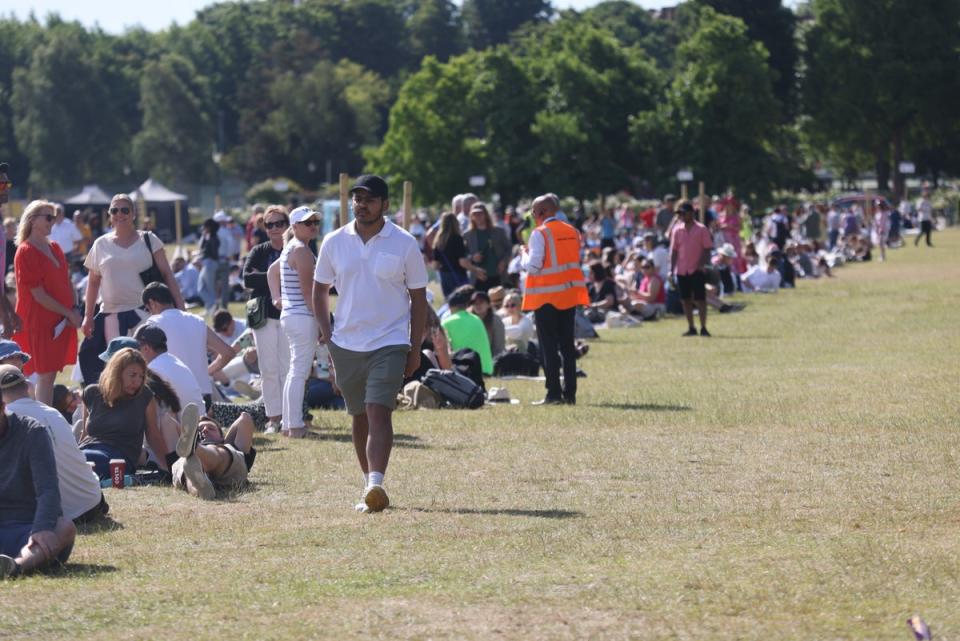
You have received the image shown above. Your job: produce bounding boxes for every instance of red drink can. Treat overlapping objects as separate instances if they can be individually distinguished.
[109,459,126,489]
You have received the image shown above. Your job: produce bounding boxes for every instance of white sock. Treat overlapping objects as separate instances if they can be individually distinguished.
[368,471,384,487]
[363,473,369,488]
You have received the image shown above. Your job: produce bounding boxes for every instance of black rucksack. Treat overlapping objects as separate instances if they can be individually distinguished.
[422,368,485,409]
[493,351,540,377]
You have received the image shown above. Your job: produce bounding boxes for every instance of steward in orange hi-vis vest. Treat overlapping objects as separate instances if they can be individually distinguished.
[522,219,589,312]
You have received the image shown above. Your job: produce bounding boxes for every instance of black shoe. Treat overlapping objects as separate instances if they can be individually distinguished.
[700,327,711,337]
[562,396,576,405]
[682,328,698,336]
[532,398,563,406]
[719,304,732,313]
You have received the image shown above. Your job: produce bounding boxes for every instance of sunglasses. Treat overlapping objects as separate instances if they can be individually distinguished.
[298,220,320,227]
[109,206,132,215]
[503,302,517,308]
[39,214,55,222]
[264,219,288,230]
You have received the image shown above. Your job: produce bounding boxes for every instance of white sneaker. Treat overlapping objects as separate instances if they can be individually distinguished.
[363,484,389,512]
[175,403,201,458]
[264,421,279,435]
[355,501,370,514]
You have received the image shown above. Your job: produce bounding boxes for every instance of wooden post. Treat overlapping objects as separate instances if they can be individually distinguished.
[402,181,412,230]
[338,173,349,229]
[174,199,183,250]
[698,181,706,223]
[680,183,688,201]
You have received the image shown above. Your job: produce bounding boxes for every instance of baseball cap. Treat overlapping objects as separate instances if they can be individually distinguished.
[213,211,231,223]
[349,175,389,200]
[133,323,167,350]
[99,336,138,362]
[677,201,695,214]
[0,364,26,390]
[289,206,320,225]
[0,339,29,364]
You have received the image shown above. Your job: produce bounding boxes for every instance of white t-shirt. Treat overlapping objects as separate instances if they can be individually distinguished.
[148,351,205,416]
[743,266,782,292]
[916,197,933,222]
[314,219,429,352]
[50,219,83,253]
[146,308,212,394]
[84,231,163,313]
[216,318,247,346]
[6,398,101,521]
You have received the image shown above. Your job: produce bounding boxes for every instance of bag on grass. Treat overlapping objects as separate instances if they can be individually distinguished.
[492,351,540,377]
[422,368,485,409]
[399,381,442,410]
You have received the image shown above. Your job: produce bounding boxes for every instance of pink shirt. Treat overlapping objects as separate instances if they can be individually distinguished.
[670,222,713,275]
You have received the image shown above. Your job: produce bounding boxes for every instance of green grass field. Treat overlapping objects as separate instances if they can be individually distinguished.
[5,231,960,640]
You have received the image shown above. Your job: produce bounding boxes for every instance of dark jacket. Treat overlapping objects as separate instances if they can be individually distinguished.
[242,241,284,320]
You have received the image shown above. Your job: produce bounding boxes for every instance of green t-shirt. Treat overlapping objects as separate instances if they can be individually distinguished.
[441,310,493,375]
[474,229,499,276]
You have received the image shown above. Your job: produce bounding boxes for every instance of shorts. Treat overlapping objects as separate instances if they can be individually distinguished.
[327,342,408,416]
[0,521,31,557]
[677,271,706,302]
[210,444,248,487]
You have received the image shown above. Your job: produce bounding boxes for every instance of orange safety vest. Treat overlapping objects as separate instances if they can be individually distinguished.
[522,219,590,311]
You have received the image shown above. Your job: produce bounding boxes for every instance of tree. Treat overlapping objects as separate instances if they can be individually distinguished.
[801,0,960,193]
[0,17,43,189]
[11,23,124,188]
[631,8,782,200]
[580,1,678,70]
[696,0,797,109]
[462,0,553,49]
[131,54,214,185]
[407,0,465,63]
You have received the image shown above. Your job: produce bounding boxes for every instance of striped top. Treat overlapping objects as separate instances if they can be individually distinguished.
[280,238,313,318]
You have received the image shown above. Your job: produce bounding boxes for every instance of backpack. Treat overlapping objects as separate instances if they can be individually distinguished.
[492,351,540,377]
[398,381,442,410]
[422,368,485,409]
[451,348,485,391]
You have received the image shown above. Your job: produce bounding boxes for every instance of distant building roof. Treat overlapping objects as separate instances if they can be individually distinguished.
[129,178,186,203]
[64,184,112,205]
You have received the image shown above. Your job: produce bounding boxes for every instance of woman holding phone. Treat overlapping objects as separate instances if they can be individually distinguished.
[12,200,80,405]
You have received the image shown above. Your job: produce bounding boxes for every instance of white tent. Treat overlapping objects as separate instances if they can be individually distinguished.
[64,184,111,205]
[128,178,186,202]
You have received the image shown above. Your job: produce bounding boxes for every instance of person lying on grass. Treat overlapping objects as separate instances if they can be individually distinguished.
[170,405,257,501]
[0,364,76,579]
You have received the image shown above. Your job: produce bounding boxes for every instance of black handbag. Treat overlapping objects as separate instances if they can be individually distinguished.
[245,296,268,330]
[138,232,164,286]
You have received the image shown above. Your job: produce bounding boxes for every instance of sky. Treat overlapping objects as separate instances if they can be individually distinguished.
[2,1,680,34]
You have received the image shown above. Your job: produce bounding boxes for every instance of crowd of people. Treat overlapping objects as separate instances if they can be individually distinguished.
[0,178,942,578]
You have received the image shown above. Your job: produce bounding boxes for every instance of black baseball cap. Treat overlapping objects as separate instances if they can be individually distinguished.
[133,323,168,350]
[349,175,388,200]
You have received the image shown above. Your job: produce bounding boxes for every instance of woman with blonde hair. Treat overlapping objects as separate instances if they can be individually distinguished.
[77,193,184,386]
[78,347,170,480]
[463,202,510,292]
[11,200,80,405]
[432,212,484,299]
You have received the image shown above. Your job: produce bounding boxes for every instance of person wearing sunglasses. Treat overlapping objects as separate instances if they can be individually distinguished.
[241,205,291,433]
[277,206,321,438]
[77,194,184,386]
[10,200,80,405]
[498,291,535,352]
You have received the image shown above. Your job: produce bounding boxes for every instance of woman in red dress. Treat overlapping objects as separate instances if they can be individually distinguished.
[12,200,81,405]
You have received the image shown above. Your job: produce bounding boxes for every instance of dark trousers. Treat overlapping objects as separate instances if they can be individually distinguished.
[533,304,577,402]
[914,220,933,246]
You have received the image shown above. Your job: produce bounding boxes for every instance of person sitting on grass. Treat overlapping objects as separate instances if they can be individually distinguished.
[441,285,493,376]
[498,291,536,352]
[170,405,256,500]
[586,262,618,323]
[742,253,783,293]
[78,347,173,480]
[3,367,107,524]
[0,339,35,397]
[626,259,666,320]
[0,365,77,579]
[468,290,506,358]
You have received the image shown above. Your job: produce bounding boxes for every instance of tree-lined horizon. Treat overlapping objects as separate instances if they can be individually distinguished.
[1,0,958,205]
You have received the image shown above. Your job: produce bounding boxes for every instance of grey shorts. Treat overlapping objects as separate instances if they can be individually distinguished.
[327,342,408,416]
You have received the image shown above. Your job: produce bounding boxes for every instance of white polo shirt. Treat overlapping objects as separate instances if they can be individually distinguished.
[314,218,428,352]
[6,398,101,521]
[146,308,212,394]
[148,351,205,416]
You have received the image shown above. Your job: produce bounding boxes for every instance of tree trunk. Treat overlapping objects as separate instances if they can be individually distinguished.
[874,145,890,192]
[892,127,905,199]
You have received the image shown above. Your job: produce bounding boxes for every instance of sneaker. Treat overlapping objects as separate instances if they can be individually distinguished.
[175,403,201,458]
[682,328,698,336]
[0,554,20,579]
[264,421,279,435]
[700,328,711,337]
[355,501,370,514]
[176,455,216,500]
[364,484,390,512]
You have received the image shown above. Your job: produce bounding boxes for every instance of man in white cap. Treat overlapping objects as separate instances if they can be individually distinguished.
[313,175,428,513]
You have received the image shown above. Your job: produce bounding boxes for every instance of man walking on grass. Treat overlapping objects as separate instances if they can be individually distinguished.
[312,175,428,513]
[669,201,713,337]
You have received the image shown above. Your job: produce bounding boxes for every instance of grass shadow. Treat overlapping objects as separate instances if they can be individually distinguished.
[712,335,780,340]
[591,402,691,412]
[40,563,120,579]
[76,515,124,535]
[401,507,583,519]
[303,431,429,449]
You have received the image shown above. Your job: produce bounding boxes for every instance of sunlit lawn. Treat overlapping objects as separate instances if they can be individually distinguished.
[10,230,960,640]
